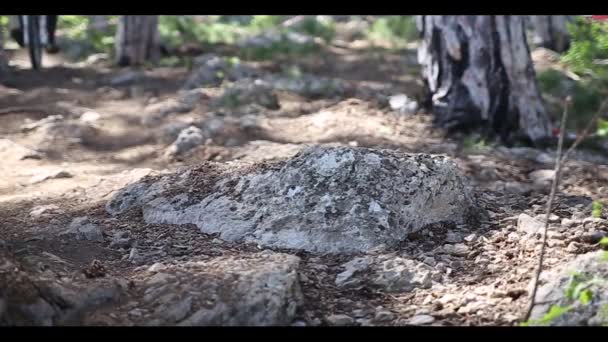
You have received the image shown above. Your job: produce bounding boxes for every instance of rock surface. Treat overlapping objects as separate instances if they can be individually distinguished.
[529,250,608,326]
[63,217,104,242]
[164,126,206,157]
[137,251,302,326]
[108,146,480,254]
[335,254,440,292]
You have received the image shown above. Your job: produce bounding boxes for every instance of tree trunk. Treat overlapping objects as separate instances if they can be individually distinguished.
[88,15,110,33]
[0,20,9,75]
[114,15,160,66]
[417,15,552,143]
[529,15,573,53]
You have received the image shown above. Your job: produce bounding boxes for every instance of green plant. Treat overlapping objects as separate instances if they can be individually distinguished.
[522,305,572,326]
[249,16,288,31]
[593,200,604,218]
[57,15,118,59]
[597,119,608,137]
[562,17,608,80]
[366,16,418,47]
[462,135,495,153]
[291,16,335,43]
[579,289,593,305]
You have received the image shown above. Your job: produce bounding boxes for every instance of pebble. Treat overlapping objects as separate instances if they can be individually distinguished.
[374,310,395,322]
[507,232,519,242]
[581,231,606,244]
[352,309,367,318]
[464,233,477,242]
[128,308,143,317]
[128,248,139,262]
[147,263,164,273]
[162,296,193,322]
[566,241,579,253]
[146,272,175,285]
[445,231,462,243]
[445,243,468,256]
[291,321,307,327]
[517,213,543,236]
[29,204,61,218]
[423,256,436,266]
[408,315,435,325]
[325,314,354,326]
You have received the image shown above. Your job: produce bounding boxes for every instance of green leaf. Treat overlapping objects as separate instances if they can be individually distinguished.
[579,289,593,305]
[593,200,604,218]
[600,237,608,247]
[598,119,608,137]
[565,273,583,300]
[540,305,571,324]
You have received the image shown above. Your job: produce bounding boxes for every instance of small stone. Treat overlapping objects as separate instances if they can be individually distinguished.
[464,234,477,242]
[518,214,543,236]
[507,232,519,242]
[503,182,532,195]
[561,218,579,228]
[128,248,139,262]
[445,231,462,243]
[580,231,605,244]
[566,242,579,253]
[444,243,468,256]
[325,314,354,326]
[128,308,143,317]
[583,217,605,227]
[547,231,565,240]
[80,111,101,123]
[29,204,61,218]
[291,321,307,327]
[374,310,395,322]
[352,309,367,318]
[64,217,104,242]
[388,94,418,115]
[162,296,193,323]
[146,272,175,286]
[408,315,435,325]
[548,214,560,223]
[356,318,373,326]
[529,169,555,186]
[438,293,457,305]
[29,169,73,184]
[423,256,436,266]
[147,263,164,273]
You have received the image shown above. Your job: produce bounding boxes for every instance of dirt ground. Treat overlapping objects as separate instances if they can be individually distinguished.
[2,33,608,326]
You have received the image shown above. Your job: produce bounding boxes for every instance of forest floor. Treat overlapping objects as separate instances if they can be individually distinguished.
[2,30,608,326]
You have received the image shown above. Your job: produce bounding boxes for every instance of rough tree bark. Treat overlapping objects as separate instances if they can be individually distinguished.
[417,15,552,143]
[529,16,573,53]
[88,15,110,33]
[0,20,9,75]
[114,15,160,66]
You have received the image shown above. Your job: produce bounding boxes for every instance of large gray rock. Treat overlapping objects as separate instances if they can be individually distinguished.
[529,250,608,326]
[138,251,302,326]
[335,254,441,292]
[108,146,480,254]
